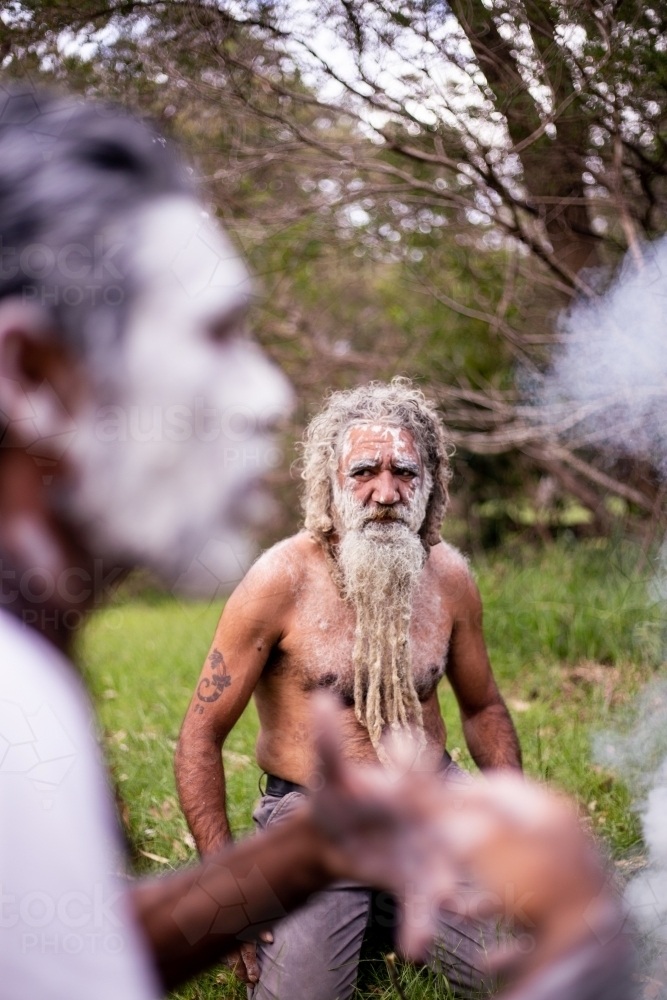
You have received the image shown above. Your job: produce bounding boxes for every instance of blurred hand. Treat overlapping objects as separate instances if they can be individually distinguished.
[309,697,462,958]
[433,773,605,924]
[308,696,616,984]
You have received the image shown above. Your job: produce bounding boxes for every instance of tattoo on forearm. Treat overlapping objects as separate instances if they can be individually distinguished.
[196,650,232,703]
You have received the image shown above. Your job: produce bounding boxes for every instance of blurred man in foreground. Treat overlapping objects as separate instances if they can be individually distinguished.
[0,87,633,1000]
[177,380,521,997]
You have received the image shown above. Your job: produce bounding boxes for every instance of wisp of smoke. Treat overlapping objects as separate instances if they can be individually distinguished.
[595,682,667,798]
[539,239,667,991]
[596,683,667,991]
[533,238,667,469]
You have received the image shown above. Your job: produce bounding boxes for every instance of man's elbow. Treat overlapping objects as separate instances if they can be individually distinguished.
[463,700,522,771]
[462,695,508,722]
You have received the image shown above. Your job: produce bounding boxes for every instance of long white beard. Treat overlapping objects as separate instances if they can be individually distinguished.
[334,483,430,763]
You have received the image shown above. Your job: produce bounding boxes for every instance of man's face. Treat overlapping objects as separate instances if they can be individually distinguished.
[335,424,428,534]
[65,196,292,593]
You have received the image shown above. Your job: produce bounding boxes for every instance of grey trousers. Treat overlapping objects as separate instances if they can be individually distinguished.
[249,763,497,1000]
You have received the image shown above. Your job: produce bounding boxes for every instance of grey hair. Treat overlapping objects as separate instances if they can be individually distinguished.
[0,88,190,361]
[300,378,453,551]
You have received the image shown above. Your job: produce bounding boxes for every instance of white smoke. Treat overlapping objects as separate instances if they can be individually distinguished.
[596,684,667,993]
[532,238,667,468]
[537,239,667,992]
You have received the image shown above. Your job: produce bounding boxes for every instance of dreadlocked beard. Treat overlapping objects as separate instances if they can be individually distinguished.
[334,483,430,765]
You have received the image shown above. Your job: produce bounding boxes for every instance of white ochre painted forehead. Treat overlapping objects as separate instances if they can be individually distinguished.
[339,422,419,465]
[131,195,252,308]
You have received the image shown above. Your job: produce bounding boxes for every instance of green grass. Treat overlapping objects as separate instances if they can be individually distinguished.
[75,537,666,999]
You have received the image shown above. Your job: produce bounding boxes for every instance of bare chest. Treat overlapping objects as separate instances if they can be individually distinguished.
[268,567,452,704]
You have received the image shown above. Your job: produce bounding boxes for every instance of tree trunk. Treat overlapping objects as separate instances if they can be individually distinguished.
[451,0,600,277]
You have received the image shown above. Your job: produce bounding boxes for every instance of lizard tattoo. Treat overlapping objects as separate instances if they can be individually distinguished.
[196,649,232,703]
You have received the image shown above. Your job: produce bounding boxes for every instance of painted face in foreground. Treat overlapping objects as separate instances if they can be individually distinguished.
[65,196,293,594]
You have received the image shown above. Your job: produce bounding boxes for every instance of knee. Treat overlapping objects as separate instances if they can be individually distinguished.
[254,942,359,1000]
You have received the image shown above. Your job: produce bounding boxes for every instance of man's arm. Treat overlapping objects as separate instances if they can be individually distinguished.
[175,550,293,854]
[174,549,295,985]
[443,556,522,771]
[131,807,330,989]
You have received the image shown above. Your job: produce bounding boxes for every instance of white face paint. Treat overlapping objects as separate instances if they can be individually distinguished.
[333,423,432,537]
[65,196,293,595]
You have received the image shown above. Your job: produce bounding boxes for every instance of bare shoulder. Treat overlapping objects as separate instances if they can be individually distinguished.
[227,531,316,608]
[427,541,480,609]
[428,539,471,577]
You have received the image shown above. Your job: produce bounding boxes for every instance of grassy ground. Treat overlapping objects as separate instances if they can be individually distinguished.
[75,537,666,999]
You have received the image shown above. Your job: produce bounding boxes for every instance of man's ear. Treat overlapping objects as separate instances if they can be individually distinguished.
[0,298,82,461]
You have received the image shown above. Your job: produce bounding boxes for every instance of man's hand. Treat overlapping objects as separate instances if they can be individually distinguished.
[308,696,622,987]
[309,697,471,957]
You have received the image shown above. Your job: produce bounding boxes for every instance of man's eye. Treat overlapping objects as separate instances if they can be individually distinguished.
[396,469,417,479]
[353,469,374,478]
[208,317,239,343]
[207,303,248,342]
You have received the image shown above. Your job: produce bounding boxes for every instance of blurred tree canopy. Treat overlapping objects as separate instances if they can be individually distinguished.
[2,0,667,546]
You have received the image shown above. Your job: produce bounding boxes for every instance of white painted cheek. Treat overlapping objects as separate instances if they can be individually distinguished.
[123,297,207,396]
[125,303,291,430]
[403,478,418,500]
[121,193,291,432]
[124,282,249,400]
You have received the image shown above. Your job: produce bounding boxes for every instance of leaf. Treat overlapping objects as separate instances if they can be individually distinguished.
[138,848,170,865]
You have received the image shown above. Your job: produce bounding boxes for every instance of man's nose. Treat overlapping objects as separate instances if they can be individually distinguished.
[372,470,400,505]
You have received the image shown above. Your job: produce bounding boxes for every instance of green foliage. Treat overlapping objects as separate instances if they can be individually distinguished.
[76,540,665,999]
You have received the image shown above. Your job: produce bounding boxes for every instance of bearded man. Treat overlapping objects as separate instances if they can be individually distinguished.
[176,380,522,1000]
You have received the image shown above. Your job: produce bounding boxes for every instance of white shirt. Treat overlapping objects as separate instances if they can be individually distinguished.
[0,609,159,1000]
